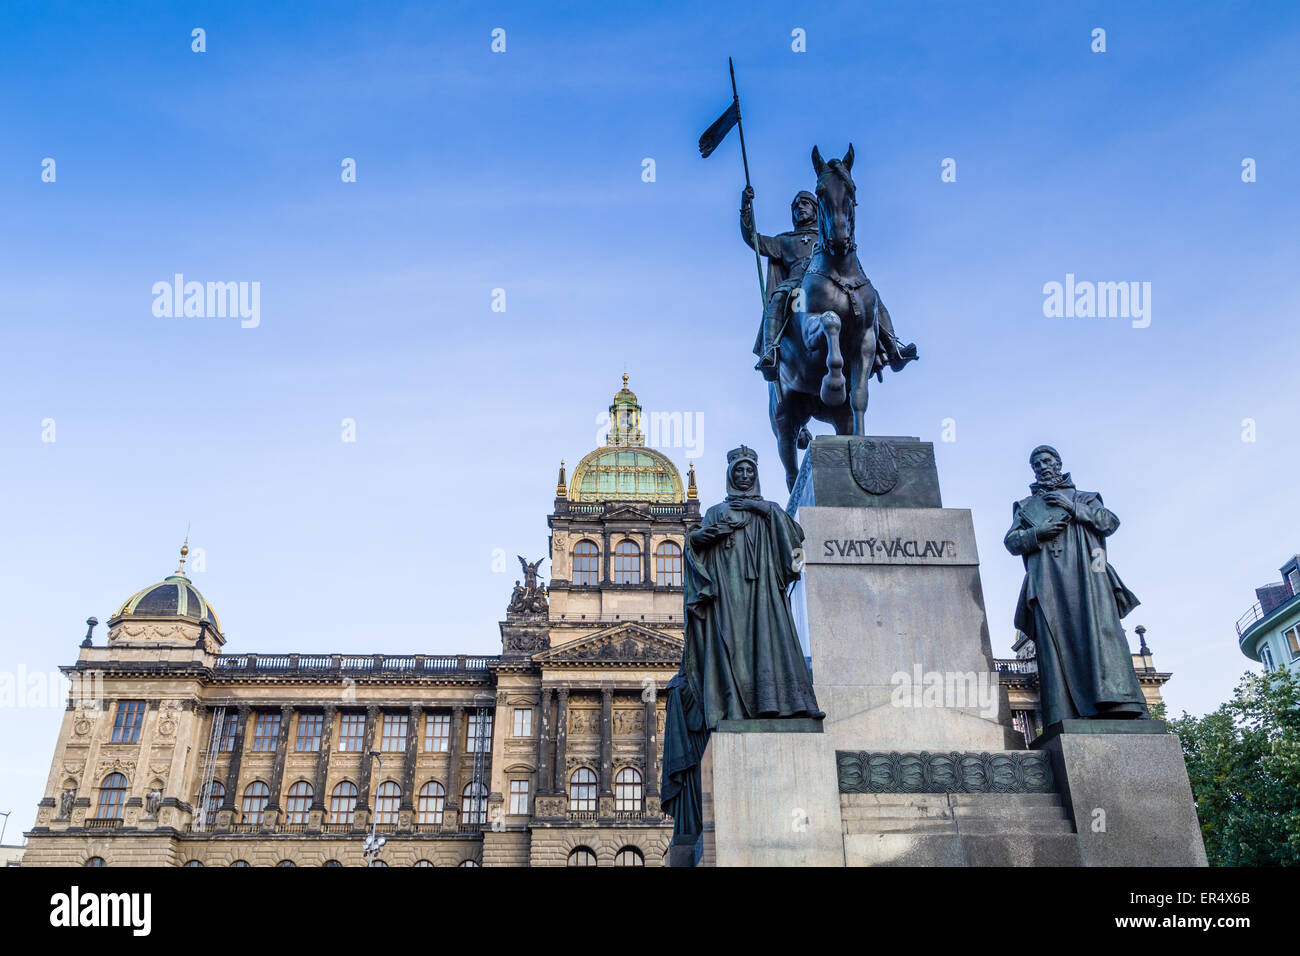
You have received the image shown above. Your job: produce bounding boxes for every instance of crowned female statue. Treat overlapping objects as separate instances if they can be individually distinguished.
[661,445,823,852]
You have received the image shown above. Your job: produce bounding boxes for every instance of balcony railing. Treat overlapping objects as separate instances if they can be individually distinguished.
[552,613,680,623]
[566,809,599,821]
[86,817,122,829]
[993,658,1038,675]
[1237,588,1300,638]
[214,653,498,675]
[614,810,645,821]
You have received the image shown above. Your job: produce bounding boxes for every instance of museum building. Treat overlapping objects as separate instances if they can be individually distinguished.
[21,377,1169,866]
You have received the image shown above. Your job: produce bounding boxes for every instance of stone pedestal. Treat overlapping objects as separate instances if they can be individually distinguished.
[705,724,843,867]
[1033,721,1208,866]
[791,500,1021,754]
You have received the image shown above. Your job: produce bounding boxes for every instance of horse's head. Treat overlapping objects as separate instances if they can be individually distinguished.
[811,144,856,256]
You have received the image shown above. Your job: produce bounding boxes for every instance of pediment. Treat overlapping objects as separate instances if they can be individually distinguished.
[535,623,683,664]
[603,505,652,521]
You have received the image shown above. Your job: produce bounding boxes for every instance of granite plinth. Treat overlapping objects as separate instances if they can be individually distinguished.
[1035,725,1208,866]
[707,730,844,867]
[792,505,1022,754]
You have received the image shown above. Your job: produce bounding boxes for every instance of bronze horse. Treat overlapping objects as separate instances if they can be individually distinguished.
[769,144,907,489]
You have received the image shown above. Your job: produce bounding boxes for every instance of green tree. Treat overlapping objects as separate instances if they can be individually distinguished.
[1169,668,1300,866]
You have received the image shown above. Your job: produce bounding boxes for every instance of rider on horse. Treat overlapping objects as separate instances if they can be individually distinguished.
[742,185,917,382]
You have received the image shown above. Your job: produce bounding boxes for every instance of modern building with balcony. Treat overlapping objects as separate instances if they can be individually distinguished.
[1236,554,1300,673]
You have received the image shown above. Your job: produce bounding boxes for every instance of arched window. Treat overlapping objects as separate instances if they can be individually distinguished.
[322,860,343,868]
[655,541,683,586]
[183,860,204,868]
[567,846,597,867]
[286,781,313,825]
[458,859,480,867]
[241,781,270,824]
[572,540,599,585]
[200,780,225,827]
[462,782,487,824]
[569,767,597,812]
[614,846,645,867]
[84,857,106,867]
[418,781,445,825]
[276,860,296,868]
[414,860,434,867]
[614,767,643,812]
[375,782,401,825]
[229,860,250,868]
[330,781,357,824]
[369,860,388,868]
[613,539,642,584]
[96,773,127,819]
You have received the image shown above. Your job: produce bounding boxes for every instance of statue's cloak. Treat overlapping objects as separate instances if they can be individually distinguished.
[1004,479,1146,726]
[680,497,820,724]
[662,460,821,846]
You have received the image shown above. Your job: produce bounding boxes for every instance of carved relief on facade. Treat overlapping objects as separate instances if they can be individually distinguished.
[612,708,644,735]
[569,709,600,735]
[96,758,135,784]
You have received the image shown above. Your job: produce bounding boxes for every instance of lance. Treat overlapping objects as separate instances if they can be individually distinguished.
[730,58,766,307]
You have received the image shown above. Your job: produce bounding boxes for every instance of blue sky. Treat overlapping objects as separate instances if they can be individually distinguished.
[1,1,1298,832]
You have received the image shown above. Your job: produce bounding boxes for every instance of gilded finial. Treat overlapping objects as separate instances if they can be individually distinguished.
[175,526,190,575]
[556,460,568,498]
[687,461,698,499]
[622,371,628,389]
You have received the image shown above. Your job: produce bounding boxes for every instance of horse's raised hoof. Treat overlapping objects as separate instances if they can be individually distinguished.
[820,375,847,406]
[796,427,811,450]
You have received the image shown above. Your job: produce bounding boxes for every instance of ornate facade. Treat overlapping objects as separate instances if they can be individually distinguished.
[23,377,695,867]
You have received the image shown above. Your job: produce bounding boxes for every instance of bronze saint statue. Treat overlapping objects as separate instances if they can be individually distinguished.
[661,445,822,854]
[1003,445,1149,727]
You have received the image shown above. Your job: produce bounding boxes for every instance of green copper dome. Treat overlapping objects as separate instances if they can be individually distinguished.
[566,375,684,503]
[570,447,684,503]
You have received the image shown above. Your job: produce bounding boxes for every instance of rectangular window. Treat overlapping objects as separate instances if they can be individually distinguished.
[1262,644,1277,671]
[512,708,533,738]
[1288,568,1300,597]
[381,713,409,752]
[218,711,239,752]
[110,700,146,743]
[338,712,365,752]
[252,712,281,752]
[424,712,450,752]
[1286,626,1300,661]
[295,713,323,752]
[509,779,530,815]
[467,712,494,753]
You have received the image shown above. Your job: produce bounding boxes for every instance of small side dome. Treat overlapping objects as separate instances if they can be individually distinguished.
[112,542,222,632]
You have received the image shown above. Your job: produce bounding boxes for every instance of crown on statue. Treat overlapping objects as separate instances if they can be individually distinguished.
[726,445,758,466]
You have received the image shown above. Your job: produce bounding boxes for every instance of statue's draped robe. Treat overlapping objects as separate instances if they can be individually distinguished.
[662,479,822,845]
[1003,480,1147,726]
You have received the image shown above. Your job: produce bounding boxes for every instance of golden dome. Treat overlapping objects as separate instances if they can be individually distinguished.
[565,375,684,503]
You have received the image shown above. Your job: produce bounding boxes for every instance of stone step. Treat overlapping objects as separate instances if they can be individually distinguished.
[839,791,1075,836]
[841,792,1064,808]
